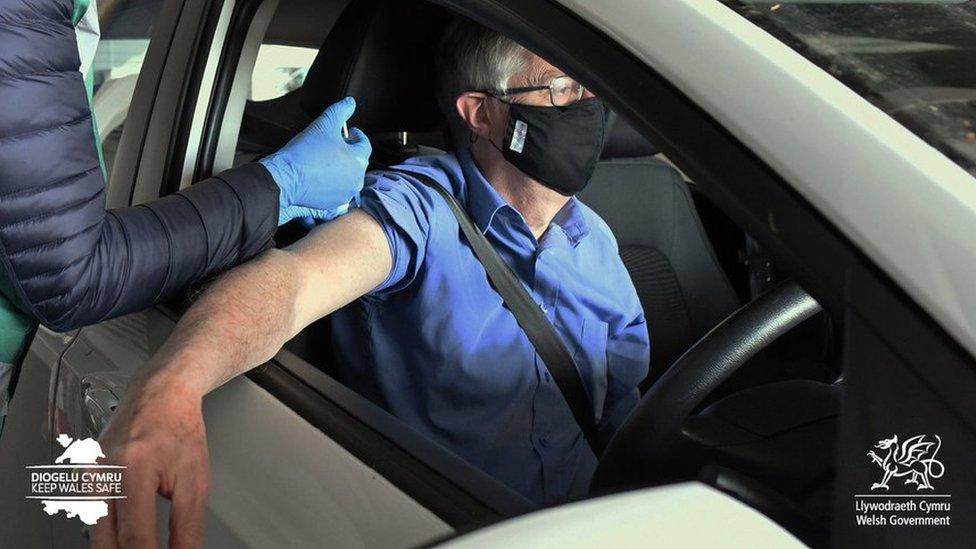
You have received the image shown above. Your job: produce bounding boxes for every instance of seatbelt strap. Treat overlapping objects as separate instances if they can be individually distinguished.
[390,168,603,456]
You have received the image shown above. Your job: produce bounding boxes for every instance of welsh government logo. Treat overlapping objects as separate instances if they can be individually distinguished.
[26,434,125,526]
[867,434,945,491]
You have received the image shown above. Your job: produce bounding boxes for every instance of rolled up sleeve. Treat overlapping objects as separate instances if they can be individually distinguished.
[356,170,441,296]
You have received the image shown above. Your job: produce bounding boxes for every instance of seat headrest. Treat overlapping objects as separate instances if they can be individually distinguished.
[299,0,454,134]
[602,112,659,159]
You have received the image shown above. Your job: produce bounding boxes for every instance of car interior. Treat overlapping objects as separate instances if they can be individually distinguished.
[222,0,843,543]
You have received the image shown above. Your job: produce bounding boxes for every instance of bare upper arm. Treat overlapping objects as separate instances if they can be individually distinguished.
[283,209,393,329]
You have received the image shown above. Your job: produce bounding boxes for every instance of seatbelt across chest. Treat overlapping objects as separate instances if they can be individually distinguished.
[390,168,604,456]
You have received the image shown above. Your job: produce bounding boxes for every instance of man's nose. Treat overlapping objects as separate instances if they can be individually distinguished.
[582,89,597,100]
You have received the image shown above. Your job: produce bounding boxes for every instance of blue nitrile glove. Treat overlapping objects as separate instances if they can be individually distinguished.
[259,97,372,226]
[281,196,360,230]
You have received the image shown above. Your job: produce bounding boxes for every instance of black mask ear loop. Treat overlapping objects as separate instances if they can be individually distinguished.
[488,136,507,156]
[469,128,509,164]
[473,94,509,154]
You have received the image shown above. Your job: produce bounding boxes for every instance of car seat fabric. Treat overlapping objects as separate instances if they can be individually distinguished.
[299,0,451,134]
[0,0,279,332]
[578,116,740,382]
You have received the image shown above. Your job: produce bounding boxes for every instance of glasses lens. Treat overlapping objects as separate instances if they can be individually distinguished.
[550,76,584,106]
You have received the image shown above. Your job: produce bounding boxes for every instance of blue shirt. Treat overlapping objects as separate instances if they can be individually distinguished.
[331,149,649,503]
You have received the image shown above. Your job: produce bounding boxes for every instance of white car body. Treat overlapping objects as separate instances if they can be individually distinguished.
[561,0,976,361]
[442,483,803,547]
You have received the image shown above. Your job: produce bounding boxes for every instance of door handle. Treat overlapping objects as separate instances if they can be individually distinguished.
[81,376,120,434]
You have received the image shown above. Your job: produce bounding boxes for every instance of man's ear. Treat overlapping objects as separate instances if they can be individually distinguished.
[455,92,494,140]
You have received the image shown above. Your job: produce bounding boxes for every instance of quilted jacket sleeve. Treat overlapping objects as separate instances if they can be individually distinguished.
[0,0,278,332]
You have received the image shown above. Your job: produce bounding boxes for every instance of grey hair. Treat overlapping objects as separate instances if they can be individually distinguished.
[436,18,529,143]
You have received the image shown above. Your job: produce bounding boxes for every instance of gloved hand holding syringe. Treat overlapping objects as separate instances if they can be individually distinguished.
[259,97,371,227]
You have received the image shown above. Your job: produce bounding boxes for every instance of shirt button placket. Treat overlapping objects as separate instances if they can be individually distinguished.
[531,245,562,497]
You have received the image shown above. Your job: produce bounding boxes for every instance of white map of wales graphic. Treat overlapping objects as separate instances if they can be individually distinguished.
[39,435,110,526]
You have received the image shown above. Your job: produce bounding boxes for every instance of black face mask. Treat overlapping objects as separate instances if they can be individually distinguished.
[492,97,609,196]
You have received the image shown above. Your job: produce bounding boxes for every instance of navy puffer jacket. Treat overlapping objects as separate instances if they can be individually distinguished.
[0,0,278,331]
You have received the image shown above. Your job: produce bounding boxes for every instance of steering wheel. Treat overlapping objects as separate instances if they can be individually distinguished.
[591,280,822,491]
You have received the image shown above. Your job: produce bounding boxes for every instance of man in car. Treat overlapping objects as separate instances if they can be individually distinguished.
[93,19,648,547]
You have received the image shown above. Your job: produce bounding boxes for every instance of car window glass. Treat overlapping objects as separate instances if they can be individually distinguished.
[250,44,317,101]
[230,0,336,168]
[233,42,320,167]
[724,0,976,178]
[91,0,165,179]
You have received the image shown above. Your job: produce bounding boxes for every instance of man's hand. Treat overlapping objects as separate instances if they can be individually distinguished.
[91,375,209,549]
[260,97,372,226]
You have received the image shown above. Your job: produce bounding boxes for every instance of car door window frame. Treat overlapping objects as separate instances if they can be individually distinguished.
[106,0,187,208]
[113,0,236,207]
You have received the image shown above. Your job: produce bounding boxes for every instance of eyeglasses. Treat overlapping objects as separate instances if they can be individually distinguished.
[483,75,585,107]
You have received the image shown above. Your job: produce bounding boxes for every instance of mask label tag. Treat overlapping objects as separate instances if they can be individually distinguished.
[510,120,527,153]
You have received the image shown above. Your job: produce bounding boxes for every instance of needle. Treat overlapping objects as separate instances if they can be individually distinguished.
[336,123,354,217]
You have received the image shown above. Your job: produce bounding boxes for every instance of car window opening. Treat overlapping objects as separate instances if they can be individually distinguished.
[224,0,842,542]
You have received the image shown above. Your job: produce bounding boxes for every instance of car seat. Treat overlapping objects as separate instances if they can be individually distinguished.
[578,115,741,385]
[236,0,451,164]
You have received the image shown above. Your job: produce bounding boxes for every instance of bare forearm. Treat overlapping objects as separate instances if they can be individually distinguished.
[141,248,303,399]
[129,209,391,400]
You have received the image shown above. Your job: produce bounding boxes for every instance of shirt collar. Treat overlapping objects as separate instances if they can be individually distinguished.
[549,198,591,247]
[457,147,509,234]
[456,148,591,246]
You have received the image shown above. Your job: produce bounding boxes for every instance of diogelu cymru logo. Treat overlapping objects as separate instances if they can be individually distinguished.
[26,434,125,526]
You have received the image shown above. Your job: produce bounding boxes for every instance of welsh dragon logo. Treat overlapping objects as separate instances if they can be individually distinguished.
[867,434,945,491]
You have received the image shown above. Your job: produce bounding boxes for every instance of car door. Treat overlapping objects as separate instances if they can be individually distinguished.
[0,326,75,547]
[48,0,530,547]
